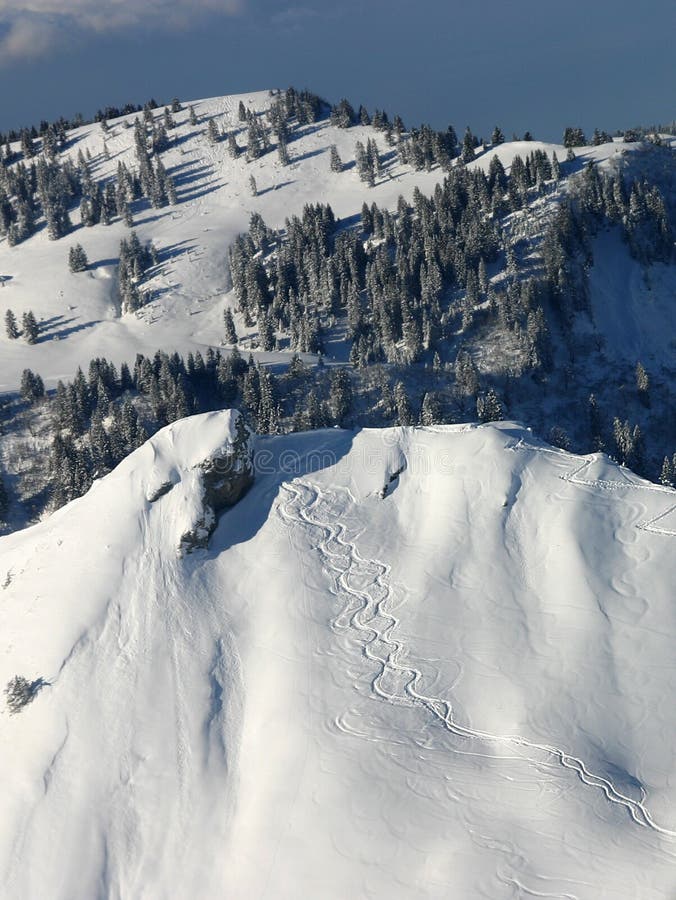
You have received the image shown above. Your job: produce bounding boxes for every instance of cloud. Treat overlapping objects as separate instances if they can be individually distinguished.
[270,6,321,29]
[0,0,244,63]
[269,4,342,31]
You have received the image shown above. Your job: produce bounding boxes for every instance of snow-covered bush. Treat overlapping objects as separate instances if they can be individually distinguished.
[4,675,43,714]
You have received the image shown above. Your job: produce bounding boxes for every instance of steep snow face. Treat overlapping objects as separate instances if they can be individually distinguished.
[588,227,676,364]
[1,415,675,898]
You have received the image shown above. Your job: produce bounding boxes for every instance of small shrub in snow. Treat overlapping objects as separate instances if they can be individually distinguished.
[4,676,43,714]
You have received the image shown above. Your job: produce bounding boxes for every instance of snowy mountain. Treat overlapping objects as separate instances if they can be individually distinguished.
[1,412,675,898]
[0,88,675,897]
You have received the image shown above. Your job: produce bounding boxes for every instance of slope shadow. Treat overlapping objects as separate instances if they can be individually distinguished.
[334,212,362,234]
[206,428,357,555]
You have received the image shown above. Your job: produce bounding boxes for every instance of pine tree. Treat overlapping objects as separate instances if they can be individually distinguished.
[0,470,8,523]
[420,391,441,426]
[189,105,198,126]
[302,389,323,430]
[329,145,343,173]
[22,311,39,344]
[258,311,275,351]
[551,151,561,181]
[635,361,650,404]
[563,127,586,148]
[163,107,175,131]
[454,350,479,397]
[223,307,238,344]
[123,202,134,228]
[207,118,220,144]
[20,130,35,159]
[328,368,352,426]
[68,244,89,272]
[330,99,356,129]
[491,125,505,145]
[4,309,19,339]
[461,127,476,164]
[249,175,258,197]
[277,139,289,166]
[0,472,9,524]
[659,456,674,487]
[20,368,44,403]
[227,133,240,158]
[394,381,414,426]
[477,388,504,422]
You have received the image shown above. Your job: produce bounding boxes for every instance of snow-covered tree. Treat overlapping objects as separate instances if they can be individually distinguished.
[68,244,89,272]
[659,456,674,487]
[22,311,39,344]
[0,471,8,523]
[635,361,649,399]
[207,118,220,144]
[491,125,505,145]
[394,381,414,426]
[20,368,44,403]
[4,309,19,340]
[329,145,343,173]
[328,368,352,426]
[477,388,504,422]
[420,391,441,426]
[223,307,238,344]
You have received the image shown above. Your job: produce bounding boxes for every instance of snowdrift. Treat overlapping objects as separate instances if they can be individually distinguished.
[1,414,675,898]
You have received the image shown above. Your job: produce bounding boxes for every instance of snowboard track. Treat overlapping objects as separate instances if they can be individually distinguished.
[278,477,676,844]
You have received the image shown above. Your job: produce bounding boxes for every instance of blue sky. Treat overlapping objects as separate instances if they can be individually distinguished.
[1,0,674,141]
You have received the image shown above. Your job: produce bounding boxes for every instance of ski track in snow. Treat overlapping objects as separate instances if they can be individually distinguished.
[512,439,676,538]
[277,471,676,851]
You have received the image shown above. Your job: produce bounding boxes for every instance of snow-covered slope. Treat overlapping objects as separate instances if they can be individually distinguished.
[0,90,450,391]
[1,413,675,898]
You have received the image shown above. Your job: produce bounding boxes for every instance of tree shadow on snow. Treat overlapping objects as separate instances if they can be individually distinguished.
[168,161,214,187]
[89,257,120,269]
[39,319,99,342]
[156,239,196,263]
[177,182,224,203]
[290,146,327,165]
[258,180,295,195]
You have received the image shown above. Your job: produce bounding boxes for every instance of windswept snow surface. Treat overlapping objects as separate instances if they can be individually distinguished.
[1,413,675,898]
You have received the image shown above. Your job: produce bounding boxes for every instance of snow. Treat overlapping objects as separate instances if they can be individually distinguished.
[588,227,676,365]
[1,413,675,898]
